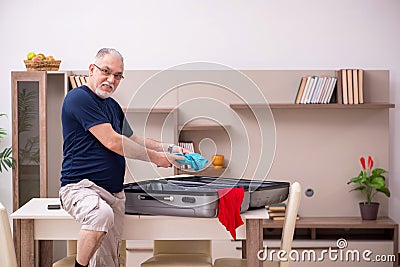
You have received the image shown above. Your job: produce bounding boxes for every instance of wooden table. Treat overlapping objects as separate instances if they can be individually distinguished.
[11,198,268,267]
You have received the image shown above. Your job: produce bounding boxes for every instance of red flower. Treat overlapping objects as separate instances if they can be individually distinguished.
[360,157,366,171]
[368,156,373,170]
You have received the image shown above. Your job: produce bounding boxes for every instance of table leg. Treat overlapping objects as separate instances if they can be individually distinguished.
[20,219,34,267]
[393,224,398,267]
[13,219,21,267]
[246,218,263,267]
[40,241,53,267]
[241,240,246,259]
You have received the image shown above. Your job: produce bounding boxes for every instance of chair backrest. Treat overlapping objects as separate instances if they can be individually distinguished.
[280,182,301,267]
[0,202,18,267]
[66,240,77,256]
[153,240,211,256]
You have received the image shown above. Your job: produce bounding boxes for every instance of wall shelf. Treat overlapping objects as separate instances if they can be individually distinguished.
[177,166,226,177]
[230,103,395,110]
[123,107,175,113]
[178,125,229,131]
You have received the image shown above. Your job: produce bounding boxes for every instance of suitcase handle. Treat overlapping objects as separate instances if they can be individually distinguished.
[138,195,174,201]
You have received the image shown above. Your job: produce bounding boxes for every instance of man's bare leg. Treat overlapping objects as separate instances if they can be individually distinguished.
[76,229,106,265]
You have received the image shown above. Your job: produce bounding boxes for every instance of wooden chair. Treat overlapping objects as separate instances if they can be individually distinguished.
[52,240,126,267]
[52,240,77,267]
[214,181,302,267]
[0,202,18,267]
[140,240,213,267]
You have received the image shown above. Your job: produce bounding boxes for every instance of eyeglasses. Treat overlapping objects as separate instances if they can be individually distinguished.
[93,64,124,80]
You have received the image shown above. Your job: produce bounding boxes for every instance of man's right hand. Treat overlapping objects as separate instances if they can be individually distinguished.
[149,151,185,168]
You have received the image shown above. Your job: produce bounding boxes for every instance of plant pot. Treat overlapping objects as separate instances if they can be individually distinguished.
[359,202,379,220]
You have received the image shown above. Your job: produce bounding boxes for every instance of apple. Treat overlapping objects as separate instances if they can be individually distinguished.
[37,53,45,60]
[32,56,42,62]
[27,51,36,60]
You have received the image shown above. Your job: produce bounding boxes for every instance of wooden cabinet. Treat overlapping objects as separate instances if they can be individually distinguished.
[11,71,66,209]
[11,71,66,266]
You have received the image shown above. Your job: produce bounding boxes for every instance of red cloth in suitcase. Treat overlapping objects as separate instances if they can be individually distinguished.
[217,187,244,240]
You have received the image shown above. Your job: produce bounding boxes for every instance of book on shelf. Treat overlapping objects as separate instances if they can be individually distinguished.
[341,69,348,104]
[306,76,318,103]
[294,75,338,104]
[294,76,307,104]
[69,75,90,89]
[336,69,364,105]
[74,76,82,87]
[347,69,354,104]
[324,77,337,104]
[268,211,286,217]
[358,69,364,104]
[271,215,300,221]
[311,76,323,104]
[266,203,286,212]
[266,204,300,221]
[316,76,329,104]
[69,75,78,89]
[335,70,343,104]
[178,141,195,153]
[352,69,359,105]
[79,76,87,85]
[300,76,313,104]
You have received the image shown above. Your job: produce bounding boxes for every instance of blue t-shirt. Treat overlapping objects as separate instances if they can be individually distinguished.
[60,85,133,193]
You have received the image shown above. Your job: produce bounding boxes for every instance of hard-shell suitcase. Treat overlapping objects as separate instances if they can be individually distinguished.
[124,176,289,218]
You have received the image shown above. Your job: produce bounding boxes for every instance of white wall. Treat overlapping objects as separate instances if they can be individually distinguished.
[1,0,399,242]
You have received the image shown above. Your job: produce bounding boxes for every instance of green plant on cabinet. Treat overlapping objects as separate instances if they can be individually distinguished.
[347,155,390,204]
[18,88,39,165]
[0,113,14,172]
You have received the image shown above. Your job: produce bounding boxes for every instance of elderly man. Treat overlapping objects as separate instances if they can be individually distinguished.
[59,48,186,267]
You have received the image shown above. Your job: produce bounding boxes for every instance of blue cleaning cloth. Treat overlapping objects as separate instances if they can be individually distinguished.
[175,153,208,172]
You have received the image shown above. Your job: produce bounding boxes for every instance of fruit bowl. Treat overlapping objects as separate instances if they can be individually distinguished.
[24,60,61,71]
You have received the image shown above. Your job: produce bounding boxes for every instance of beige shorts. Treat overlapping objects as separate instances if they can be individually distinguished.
[59,179,125,266]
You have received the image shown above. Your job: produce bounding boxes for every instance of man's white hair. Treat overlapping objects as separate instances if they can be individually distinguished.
[94,48,124,65]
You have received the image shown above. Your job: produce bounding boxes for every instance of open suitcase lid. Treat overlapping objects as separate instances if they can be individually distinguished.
[124,177,243,196]
[124,175,290,195]
[164,175,290,192]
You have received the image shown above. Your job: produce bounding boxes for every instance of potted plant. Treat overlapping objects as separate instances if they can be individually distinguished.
[0,113,14,172]
[347,155,390,220]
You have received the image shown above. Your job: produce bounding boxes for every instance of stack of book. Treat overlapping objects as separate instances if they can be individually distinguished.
[266,203,300,221]
[69,75,89,89]
[178,141,194,153]
[335,69,364,104]
[294,75,338,104]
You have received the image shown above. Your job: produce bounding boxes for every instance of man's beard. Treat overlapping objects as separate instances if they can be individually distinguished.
[95,83,114,99]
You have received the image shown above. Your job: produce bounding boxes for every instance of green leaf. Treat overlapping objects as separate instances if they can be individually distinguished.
[376,187,391,197]
[348,176,363,184]
[367,177,385,189]
[0,147,15,172]
[372,168,386,176]
[349,186,366,192]
[18,89,38,133]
